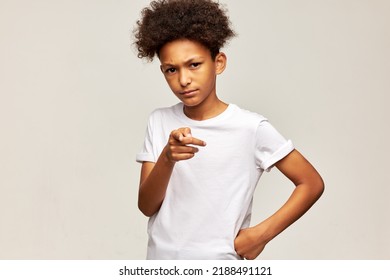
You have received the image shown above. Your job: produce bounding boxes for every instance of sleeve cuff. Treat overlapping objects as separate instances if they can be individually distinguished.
[261,140,294,172]
[136,153,155,163]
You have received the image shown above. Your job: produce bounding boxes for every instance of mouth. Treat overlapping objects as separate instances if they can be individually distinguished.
[180,89,198,96]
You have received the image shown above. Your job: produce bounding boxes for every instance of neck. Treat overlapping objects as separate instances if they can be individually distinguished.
[183,98,228,121]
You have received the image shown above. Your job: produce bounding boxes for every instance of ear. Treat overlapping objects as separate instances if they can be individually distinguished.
[214,52,227,75]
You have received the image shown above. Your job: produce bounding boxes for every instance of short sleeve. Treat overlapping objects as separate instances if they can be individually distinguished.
[254,120,294,171]
[136,115,156,163]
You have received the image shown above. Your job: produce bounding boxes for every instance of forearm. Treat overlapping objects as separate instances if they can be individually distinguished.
[138,147,175,217]
[255,180,324,243]
[257,150,325,242]
[138,127,205,217]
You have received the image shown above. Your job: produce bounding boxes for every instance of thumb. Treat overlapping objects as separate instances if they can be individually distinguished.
[183,127,192,137]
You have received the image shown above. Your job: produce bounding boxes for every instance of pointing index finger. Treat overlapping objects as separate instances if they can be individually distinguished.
[181,136,207,147]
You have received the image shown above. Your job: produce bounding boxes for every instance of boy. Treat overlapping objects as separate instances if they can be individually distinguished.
[134,0,324,260]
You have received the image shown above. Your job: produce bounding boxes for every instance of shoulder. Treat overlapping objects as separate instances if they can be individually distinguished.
[147,103,182,121]
[149,103,180,116]
[230,104,268,125]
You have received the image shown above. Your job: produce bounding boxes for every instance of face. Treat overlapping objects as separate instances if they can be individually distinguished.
[159,39,226,109]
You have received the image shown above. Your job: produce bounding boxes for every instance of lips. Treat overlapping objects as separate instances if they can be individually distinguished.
[180,89,198,96]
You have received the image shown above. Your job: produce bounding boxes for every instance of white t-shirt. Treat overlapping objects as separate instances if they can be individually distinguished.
[136,103,294,259]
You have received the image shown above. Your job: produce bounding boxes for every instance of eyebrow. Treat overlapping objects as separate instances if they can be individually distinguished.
[161,56,204,68]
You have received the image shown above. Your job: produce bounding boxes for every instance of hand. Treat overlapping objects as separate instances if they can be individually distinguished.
[164,127,206,162]
[234,226,268,260]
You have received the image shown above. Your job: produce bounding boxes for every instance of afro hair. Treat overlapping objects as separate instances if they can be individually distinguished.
[134,0,236,61]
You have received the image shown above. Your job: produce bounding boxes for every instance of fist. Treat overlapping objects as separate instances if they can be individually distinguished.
[165,127,206,162]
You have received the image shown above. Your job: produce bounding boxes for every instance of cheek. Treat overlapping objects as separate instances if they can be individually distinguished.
[202,72,216,88]
[164,77,177,89]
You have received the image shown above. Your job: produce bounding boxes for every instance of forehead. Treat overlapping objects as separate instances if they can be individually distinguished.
[159,39,211,64]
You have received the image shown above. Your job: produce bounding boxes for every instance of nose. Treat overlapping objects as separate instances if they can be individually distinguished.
[179,69,191,87]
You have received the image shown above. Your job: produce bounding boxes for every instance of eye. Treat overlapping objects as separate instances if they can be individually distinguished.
[190,62,201,68]
[165,67,176,74]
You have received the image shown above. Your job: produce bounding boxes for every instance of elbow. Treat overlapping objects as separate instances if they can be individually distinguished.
[313,175,325,200]
[138,202,156,218]
[140,210,155,218]
[298,173,324,202]
[138,198,159,217]
[138,189,154,217]
[139,208,154,218]
[138,187,163,217]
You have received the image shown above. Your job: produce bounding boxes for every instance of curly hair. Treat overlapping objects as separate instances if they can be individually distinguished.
[134,0,236,61]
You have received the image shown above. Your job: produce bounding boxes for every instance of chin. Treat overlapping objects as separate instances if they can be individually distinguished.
[181,100,202,107]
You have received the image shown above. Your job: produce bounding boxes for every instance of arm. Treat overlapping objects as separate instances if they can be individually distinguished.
[138,127,206,217]
[234,149,324,259]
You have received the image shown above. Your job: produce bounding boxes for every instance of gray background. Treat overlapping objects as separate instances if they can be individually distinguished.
[0,0,389,259]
